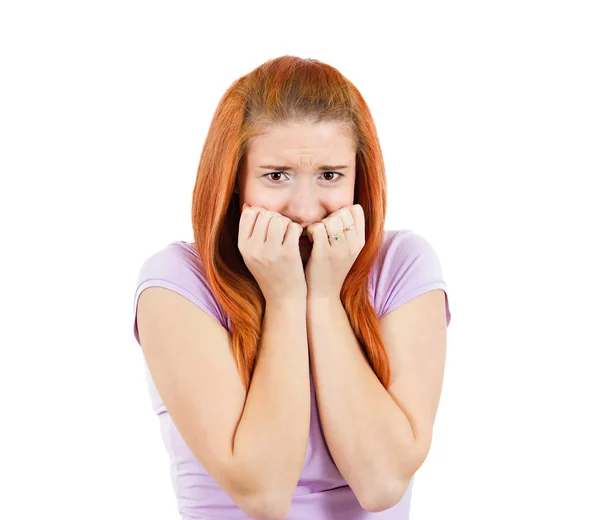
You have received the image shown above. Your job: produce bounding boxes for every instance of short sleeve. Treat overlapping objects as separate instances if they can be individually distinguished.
[373,230,451,326]
[132,241,229,346]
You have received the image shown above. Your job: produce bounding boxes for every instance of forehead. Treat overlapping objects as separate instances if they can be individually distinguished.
[247,121,355,157]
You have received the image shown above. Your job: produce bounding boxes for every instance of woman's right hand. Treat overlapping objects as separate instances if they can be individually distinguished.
[238,204,307,303]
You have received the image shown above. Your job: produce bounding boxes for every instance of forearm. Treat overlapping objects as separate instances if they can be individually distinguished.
[232,298,311,512]
[307,296,417,511]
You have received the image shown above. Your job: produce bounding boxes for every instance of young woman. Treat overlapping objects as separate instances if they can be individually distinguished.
[133,55,451,520]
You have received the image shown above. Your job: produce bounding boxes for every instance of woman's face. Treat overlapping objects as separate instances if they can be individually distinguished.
[236,121,357,266]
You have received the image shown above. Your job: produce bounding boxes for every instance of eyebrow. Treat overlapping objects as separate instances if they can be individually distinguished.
[258,164,350,171]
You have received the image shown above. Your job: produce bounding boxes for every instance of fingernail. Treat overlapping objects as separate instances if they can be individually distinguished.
[243,203,249,210]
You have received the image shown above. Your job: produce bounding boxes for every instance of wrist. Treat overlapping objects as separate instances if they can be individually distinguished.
[307,291,340,303]
[265,297,307,311]
[307,294,342,312]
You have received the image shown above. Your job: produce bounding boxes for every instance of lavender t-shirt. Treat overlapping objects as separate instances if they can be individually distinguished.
[132,229,451,519]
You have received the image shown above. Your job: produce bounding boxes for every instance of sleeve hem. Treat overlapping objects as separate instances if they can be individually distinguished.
[379,280,451,326]
[132,278,225,345]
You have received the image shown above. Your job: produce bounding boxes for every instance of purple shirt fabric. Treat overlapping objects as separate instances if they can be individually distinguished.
[132,229,451,519]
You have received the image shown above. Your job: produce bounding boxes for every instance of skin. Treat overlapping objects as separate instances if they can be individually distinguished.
[235,121,357,267]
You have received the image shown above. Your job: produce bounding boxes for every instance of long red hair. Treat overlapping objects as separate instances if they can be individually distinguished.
[191,56,390,392]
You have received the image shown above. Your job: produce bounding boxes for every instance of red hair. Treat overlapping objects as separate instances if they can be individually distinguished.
[191,56,390,392]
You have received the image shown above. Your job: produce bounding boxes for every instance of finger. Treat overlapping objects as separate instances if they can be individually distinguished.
[336,209,357,244]
[325,215,347,245]
[239,205,263,241]
[283,221,303,248]
[310,222,329,250]
[265,215,288,246]
[253,209,277,243]
[349,204,365,240]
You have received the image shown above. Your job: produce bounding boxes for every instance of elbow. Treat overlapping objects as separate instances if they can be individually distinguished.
[250,490,293,520]
[245,456,304,519]
[359,479,410,513]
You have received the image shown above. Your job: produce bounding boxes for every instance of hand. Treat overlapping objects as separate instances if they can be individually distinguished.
[304,204,366,300]
[238,203,307,304]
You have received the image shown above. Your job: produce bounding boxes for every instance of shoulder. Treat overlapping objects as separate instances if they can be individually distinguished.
[135,241,213,304]
[370,230,449,323]
[137,240,202,277]
[133,241,230,343]
[378,229,435,257]
[371,229,439,280]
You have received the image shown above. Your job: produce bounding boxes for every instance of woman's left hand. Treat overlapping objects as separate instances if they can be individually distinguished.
[304,204,366,300]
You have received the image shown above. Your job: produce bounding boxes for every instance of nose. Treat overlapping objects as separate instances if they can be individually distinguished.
[284,184,324,232]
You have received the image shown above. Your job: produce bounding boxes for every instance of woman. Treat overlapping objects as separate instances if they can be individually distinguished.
[133,55,451,520]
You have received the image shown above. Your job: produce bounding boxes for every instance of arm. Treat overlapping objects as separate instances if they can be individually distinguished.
[233,298,311,519]
[136,288,309,520]
[306,296,423,513]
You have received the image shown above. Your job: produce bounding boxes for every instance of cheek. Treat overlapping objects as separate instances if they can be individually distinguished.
[328,192,355,211]
[240,182,267,204]
[243,191,281,211]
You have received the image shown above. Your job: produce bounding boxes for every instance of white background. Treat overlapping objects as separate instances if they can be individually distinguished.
[1,1,598,519]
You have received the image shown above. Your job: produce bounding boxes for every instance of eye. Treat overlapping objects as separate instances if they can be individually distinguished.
[322,171,342,182]
[266,172,286,182]
[263,172,343,183]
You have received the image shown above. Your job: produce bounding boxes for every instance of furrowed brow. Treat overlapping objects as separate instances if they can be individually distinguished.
[258,164,349,171]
